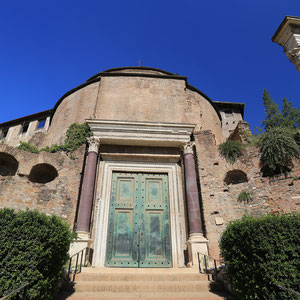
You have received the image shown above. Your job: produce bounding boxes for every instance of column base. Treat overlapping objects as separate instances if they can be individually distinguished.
[186,233,209,268]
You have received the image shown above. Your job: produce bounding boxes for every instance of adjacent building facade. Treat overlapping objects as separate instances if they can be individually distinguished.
[272,15,300,73]
[0,66,299,269]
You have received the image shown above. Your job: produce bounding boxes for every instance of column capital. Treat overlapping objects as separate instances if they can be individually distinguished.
[182,142,195,155]
[286,47,300,69]
[87,137,100,153]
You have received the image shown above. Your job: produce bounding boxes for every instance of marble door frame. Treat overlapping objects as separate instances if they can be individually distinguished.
[92,161,185,268]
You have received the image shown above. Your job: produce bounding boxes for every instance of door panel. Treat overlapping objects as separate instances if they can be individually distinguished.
[140,174,171,267]
[105,172,172,268]
[105,174,138,267]
[113,210,133,257]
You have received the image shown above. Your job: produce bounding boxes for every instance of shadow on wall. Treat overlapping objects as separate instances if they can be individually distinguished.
[29,164,58,184]
[224,169,248,185]
[0,152,18,176]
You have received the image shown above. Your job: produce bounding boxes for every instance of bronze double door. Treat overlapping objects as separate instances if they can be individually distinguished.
[105,172,172,267]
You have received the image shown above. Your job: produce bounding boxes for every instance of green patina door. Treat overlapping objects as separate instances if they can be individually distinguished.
[105,172,172,268]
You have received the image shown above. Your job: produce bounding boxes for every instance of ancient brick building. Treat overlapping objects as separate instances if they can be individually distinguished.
[0,66,299,269]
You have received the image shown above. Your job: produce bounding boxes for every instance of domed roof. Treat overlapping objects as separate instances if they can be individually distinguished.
[50,66,221,122]
[86,66,186,82]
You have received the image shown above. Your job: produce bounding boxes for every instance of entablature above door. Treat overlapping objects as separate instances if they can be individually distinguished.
[86,119,195,147]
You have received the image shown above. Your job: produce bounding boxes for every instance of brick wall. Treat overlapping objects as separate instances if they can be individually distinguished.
[0,144,86,227]
[194,130,300,259]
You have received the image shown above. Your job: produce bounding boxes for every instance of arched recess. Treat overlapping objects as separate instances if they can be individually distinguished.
[224,169,248,185]
[29,163,58,184]
[261,165,291,177]
[0,152,19,176]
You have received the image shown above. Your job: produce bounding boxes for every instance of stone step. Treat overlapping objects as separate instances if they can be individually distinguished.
[74,281,211,292]
[75,272,209,282]
[62,291,226,300]
[80,267,200,273]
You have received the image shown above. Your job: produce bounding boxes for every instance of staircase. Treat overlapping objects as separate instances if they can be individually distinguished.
[56,268,232,300]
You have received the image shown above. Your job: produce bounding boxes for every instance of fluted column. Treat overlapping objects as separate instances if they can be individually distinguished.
[182,142,208,268]
[77,137,100,233]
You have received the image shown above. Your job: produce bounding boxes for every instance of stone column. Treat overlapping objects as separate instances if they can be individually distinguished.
[76,137,100,235]
[286,47,300,73]
[182,142,208,268]
[272,16,300,73]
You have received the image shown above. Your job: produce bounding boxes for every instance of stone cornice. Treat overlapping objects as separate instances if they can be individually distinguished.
[272,16,300,44]
[86,120,195,147]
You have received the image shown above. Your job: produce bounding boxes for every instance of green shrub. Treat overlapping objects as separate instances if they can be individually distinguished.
[219,214,300,299]
[16,142,39,153]
[294,131,300,147]
[62,122,92,154]
[18,123,91,158]
[259,127,299,175]
[0,208,75,300]
[39,144,64,153]
[218,140,244,163]
[237,190,253,203]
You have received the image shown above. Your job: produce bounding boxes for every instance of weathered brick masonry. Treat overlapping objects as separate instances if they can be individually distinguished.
[195,130,300,258]
[0,144,85,226]
[0,67,299,265]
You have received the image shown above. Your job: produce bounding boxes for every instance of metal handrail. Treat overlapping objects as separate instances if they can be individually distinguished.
[197,252,223,263]
[197,252,225,280]
[275,283,300,296]
[196,254,300,297]
[0,280,36,300]
[67,247,89,281]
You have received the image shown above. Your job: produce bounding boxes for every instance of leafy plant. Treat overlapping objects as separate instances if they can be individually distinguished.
[294,131,300,147]
[219,213,300,299]
[18,123,92,158]
[62,122,92,154]
[40,122,91,157]
[16,142,39,153]
[218,140,244,163]
[259,127,299,175]
[0,208,75,300]
[237,190,253,203]
[39,144,64,153]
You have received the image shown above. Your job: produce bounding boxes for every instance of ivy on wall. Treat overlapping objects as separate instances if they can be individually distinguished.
[16,123,92,158]
[218,140,244,164]
[17,142,39,153]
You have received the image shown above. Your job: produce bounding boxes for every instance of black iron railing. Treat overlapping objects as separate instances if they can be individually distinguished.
[0,280,36,300]
[196,254,300,297]
[275,283,300,296]
[197,252,224,280]
[67,247,89,281]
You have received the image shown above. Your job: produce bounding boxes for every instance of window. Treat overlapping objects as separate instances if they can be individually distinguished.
[20,121,30,135]
[224,110,233,117]
[0,128,8,139]
[37,119,46,129]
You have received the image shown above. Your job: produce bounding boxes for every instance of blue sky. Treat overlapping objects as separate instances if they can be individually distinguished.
[0,0,299,131]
